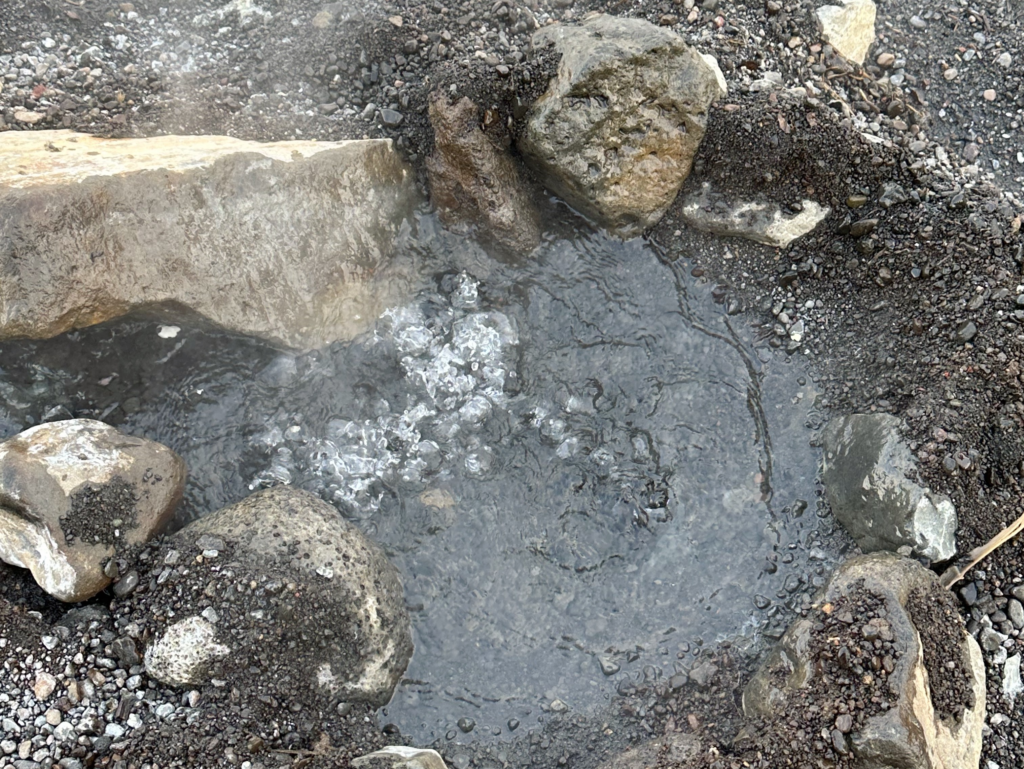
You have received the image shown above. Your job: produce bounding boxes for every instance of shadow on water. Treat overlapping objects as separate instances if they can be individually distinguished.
[0,212,848,745]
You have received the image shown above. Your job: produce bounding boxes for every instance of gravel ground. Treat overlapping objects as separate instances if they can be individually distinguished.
[3,0,1024,766]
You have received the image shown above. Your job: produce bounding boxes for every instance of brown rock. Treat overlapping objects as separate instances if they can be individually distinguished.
[427,94,541,258]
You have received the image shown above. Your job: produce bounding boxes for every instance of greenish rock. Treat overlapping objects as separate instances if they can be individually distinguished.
[821,414,957,562]
[744,553,985,769]
[519,14,722,236]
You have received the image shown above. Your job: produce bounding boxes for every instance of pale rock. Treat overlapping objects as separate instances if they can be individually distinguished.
[0,131,420,350]
[33,673,57,700]
[144,616,230,687]
[595,733,702,769]
[679,183,830,247]
[821,414,957,562]
[1003,655,1023,704]
[816,0,877,66]
[0,419,185,602]
[519,14,722,235]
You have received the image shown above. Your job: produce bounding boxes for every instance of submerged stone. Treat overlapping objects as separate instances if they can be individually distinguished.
[0,131,420,350]
[679,182,830,247]
[519,14,722,235]
[0,419,185,602]
[821,414,957,562]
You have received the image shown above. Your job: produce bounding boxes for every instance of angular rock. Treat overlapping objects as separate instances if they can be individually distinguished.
[821,414,957,562]
[745,553,985,769]
[816,0,877,66]
[426,93,541,257]
[353,746,449,769]
[0,419,185,602]
[679,182,830,247]
[141,487,412,706]
[519,14,722,235]
[0,131,420,350]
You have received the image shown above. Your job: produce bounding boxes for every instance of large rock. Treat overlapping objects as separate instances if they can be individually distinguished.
[0,419,185,602]
[679,182,831,247]
[745,553,984,769]
[821,414,957,562]
[353,747,449,769]
[816,0,877,66]
[519,14,722,236]
[137,487,412,707]
[0,131,420,350]
[427,93,541,257]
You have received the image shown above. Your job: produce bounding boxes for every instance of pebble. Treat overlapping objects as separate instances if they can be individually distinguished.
[956,321,978,343]
[983,89,996,102]
[876,53,895,68]
[910,15,926,28]
[997,52,1013,67]
[380,108,404,127]
[1010,598,1024,629]
[943,67,958,81]
[33,673,56,700]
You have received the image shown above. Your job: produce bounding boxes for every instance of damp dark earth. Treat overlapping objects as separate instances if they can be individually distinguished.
[0,210,845,744]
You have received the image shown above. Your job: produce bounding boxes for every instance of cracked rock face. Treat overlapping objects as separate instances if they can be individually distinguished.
[519,14,722,236]
[0,419,185,602]
[154,487,413,706]
[0,132,420,350]
[821,413,957,562]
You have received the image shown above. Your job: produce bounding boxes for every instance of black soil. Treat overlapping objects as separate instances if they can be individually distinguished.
[907,582,976,722]
[61,476,139,547]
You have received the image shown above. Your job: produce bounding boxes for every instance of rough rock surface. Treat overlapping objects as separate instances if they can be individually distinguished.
[0,419,185,602]
[745,553,984,769]
[139,486,412,707]
[519,14,722,236]
[816,0,877,65]
[426,93,541,258]
[143,615,231,687]
[679,182,830,247]
[0,131,420,350]
[821,414,957,562]
[594,733,702,769]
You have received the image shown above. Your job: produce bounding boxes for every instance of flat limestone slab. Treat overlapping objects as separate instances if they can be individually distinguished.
[0,131,420,349]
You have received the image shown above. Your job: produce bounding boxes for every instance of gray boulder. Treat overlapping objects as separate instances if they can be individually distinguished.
[139,487,412,707]
[821,414,956,562]
[745,553,984,769]
[519,14,722,236]
[0,419,185,602]
[0,131,420,350]
[427,93,541,257]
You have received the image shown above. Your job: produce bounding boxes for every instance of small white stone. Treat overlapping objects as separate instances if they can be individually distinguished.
[157,325,181,338]
[33,672,57,700]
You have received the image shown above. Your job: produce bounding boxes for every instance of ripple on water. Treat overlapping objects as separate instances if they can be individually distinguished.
[0,216,843,744]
